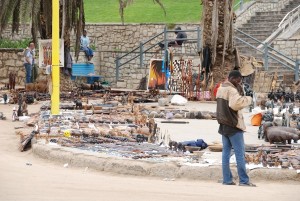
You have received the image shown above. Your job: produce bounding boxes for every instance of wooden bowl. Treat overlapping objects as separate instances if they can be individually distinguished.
[208,145,223,152]
[185,146,201,153]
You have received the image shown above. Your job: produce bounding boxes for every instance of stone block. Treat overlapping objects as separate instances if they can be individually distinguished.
[16,60,23,67]
[136,74,144,79]
[5,59,15,66]
[18,70,26,77]
[0,68,8,78]
[286,41,295,47]
[116,81,127,88]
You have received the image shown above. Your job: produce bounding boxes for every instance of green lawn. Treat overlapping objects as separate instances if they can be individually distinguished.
[84,0,202,23]
[84,0,245,23]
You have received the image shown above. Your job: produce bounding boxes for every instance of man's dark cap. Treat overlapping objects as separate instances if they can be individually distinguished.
[228,70,242,79]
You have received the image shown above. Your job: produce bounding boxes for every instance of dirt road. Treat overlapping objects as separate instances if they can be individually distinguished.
[0,102,299,201]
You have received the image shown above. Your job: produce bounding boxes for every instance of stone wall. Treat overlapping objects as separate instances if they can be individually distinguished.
[71,23,201,88]
[273,38,300,60]
[1,23,201,88]
[235,0,293,27]
[0,49,47,85]
[1,24,31,40]
[0,49,26,84]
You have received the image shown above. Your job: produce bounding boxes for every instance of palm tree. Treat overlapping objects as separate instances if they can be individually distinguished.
[0,0,164,55]
[0,0,85,58]
[201,0,236,84]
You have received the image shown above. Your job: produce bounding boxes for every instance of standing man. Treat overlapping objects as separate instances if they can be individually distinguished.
[158,27,187,48]
[24,41,35,84]
[80,30,94,62]
[216,70,256,187]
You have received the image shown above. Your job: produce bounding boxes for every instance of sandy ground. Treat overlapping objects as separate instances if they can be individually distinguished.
[0,101,299,201]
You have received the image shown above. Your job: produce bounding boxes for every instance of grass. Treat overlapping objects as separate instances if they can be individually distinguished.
[84,0,247,23]
[0,38,31,48]
[84,0,201,23]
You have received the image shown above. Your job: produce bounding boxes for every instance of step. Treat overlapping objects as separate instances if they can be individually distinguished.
[249,15,285,20]
[285,3,300,8]
[235,32,271,37]
[239,26,275,31]
[247,19,283,24]
[241,23,279,28]
[236,50,262,56]
[255,11,285,16]
[235,43,262,47]
[235,46,261,51]
[249,15,284,19]
[235,41,261,47]
[235,35,268,42]
[237,28,273,34]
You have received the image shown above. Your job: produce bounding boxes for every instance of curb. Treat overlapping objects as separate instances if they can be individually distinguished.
[32,143,300,182]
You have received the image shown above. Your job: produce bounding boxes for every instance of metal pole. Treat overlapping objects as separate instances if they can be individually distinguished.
[164,26,167,53]
[116,56,120,80]
[197,27,200,53]
[240,0,244,10]
[295,59,299,82]
[51,0,60,115]
[264,43,269,71]
[139,42,143,68]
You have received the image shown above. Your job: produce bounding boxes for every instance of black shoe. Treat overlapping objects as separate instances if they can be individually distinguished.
[223,182,236,185]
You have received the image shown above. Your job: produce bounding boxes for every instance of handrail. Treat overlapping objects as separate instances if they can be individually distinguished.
[234,0,244,10]
[234,27,298,74]
[278,4,300,28]
[268,45,296,63]
[235,28,263,45]
[257,4,300,49]
[235,28,296,62]
[234,36,264,53]
[234,0,255,11]
[116,29,198,62]
[115,27,201,79]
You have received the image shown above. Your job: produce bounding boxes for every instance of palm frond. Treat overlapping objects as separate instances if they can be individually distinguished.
[119,0,165,24]
[153,0,166,16]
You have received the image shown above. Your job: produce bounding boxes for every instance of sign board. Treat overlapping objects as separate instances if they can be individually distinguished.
[38,39,64,68]
[147,59,167,90]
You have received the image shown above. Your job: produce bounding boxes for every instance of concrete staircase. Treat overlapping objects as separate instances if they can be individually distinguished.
[235,0,300,50]
[234,0,300,87]
[235,0,300,58]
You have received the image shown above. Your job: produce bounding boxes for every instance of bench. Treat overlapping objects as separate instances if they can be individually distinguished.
[71,63,101,84]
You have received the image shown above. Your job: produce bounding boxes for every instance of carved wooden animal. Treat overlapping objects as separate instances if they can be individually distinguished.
[266,127,299,144]
[25,83,36,92]
[21,101,28,116]
[35,83,48,93]
[9,71,16,90]
[74,99,83,109]
[81,83,91,90]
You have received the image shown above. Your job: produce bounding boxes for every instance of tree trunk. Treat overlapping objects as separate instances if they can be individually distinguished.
[201,0,236,84]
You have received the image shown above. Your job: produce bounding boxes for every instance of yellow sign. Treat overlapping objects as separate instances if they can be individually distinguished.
[63,130,71,138]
